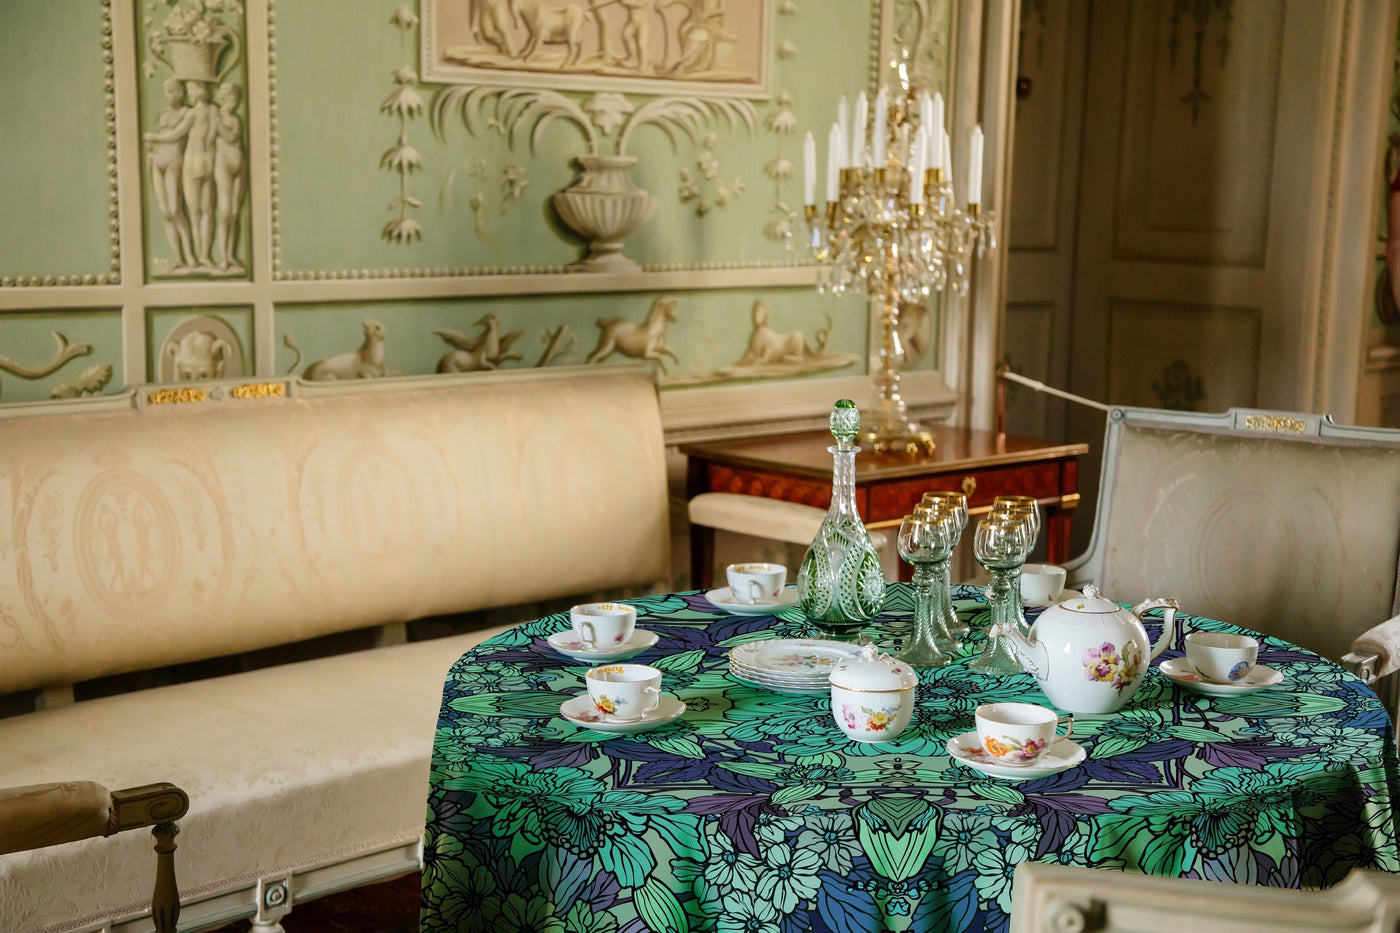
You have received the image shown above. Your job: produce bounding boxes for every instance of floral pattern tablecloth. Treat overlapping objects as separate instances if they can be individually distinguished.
[422,584,1400,933]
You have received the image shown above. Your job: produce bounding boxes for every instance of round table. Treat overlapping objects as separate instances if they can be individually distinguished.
[421,584,1400,933]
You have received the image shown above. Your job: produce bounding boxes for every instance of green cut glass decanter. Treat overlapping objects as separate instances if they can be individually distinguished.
[797,400,887,636]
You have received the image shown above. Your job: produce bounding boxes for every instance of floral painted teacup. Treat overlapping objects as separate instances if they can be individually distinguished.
[571,602,637,648]
[725,562,787,604]
[585,663,662,722]
[974,702,1073,767]
[1184,632,1258,684]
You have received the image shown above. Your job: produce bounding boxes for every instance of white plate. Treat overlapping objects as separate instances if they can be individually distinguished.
[728,638,862,677]
[1159,656,1283,696]
[546,629,659,662]
[728,660,830,685]
[946,731,1086,780]
[704,587,801,616]
[560,693,686,733]
[727,669,830,695]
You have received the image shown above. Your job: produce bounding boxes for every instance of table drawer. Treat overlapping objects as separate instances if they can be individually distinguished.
[866,461,1066,522]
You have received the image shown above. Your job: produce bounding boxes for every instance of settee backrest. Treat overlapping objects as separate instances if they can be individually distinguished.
[0,365,669,693]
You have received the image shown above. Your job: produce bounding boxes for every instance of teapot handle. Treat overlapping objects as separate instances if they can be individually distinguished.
[1131,598,1180,661]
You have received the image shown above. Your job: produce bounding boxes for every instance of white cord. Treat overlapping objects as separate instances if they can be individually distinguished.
[999,370,1113,412]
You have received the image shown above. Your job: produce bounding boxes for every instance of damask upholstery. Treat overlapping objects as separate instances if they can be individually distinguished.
[1068,408,1400,665]
[0,367,669,693]
[0,365,671,931]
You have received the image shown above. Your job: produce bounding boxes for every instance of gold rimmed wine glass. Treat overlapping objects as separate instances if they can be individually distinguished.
[969,515,1034,675]
[895,511,955,668]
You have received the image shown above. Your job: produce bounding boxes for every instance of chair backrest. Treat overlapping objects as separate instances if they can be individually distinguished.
[0,365,670,693]
[1010,862,1400,932]
[1069,407,1400,663]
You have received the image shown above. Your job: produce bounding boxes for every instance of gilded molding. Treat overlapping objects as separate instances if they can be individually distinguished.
[1242,414,1309,434]
[231,381,286,398]
[147,386,207,405]
[0,0,120,290]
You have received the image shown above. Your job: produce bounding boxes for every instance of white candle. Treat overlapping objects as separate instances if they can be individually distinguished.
[872,86,888,166]
[968,124,984,205]
[932,92,945,136]
[917,90,932,134]
[826,122,841,203]
[926,121,942,173]
[909,127,926,204]
[837,95,849,169]
[852,92,868,168]
[942,127,953,181]
[803,131,817,206]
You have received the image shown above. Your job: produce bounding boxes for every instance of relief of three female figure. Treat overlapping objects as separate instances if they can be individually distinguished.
[145,78,246,275]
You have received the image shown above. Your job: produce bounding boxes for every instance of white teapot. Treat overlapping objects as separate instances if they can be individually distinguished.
[994,585,1179,715]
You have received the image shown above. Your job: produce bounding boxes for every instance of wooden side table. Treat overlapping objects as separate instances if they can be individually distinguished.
[681,426,1089,588]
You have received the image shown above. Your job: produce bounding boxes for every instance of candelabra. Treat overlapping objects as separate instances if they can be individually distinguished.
[802,79,997,455]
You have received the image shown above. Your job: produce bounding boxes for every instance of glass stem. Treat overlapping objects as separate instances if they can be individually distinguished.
[969,565,1027,675]
[895,561,949,668]
[934,557,966,643]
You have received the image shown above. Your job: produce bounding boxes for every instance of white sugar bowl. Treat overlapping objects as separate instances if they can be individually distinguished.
[829,644,918,742]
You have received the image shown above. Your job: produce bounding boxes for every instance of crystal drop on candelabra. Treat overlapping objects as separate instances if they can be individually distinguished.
[797,401,887,635]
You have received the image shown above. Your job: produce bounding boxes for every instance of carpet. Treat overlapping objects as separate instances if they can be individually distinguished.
[204,872,419,933]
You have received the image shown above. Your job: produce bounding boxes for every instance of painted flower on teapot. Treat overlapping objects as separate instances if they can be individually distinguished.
[991,585,1178,715]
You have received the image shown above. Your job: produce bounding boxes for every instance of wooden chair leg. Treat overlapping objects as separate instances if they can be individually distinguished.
[151,822,180,933]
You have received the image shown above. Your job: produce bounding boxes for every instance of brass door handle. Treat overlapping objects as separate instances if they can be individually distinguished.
[961,476,977,497]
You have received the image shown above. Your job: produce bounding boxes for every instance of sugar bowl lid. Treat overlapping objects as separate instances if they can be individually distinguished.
[829,644,918,692]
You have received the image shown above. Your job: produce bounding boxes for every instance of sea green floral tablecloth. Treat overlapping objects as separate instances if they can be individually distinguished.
[422,584,1400,933]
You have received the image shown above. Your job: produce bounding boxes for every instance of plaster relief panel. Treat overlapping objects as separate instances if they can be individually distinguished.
[0,1,118,287]
[1113,0,1282,267]
[0,310,123,403]
[422,0,773,97]
[156,313,247,382]
[1106,299,1261,411]
[137,0,250,280]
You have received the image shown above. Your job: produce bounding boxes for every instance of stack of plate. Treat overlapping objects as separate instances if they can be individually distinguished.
[727,638,863,695]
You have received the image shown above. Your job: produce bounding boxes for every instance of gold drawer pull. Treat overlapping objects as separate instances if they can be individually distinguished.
[961,476,977,497]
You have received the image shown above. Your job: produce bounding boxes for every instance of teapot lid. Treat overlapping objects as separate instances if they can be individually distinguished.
[1057,584,1123,614]
[829,643,918,691]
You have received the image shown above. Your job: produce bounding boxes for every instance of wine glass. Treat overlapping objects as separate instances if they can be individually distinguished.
[920,491,969,639]
[895,511,954,668]
[969,515,1034,675]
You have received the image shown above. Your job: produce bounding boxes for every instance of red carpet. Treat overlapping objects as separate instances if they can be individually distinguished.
[206,873,419,933]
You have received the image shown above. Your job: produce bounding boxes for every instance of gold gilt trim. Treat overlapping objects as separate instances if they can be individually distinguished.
[231,382,286,399]
[147,387,207,405]
[830,684,914,694]
[1243,415,1308,434]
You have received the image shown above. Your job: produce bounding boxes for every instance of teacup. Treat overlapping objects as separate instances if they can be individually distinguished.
[726,562,787,604]
[1184,632,1258,683]
[585,663,662,722]
[975,702,1073,767]
[1020,563,1067,606]
[570,603,637,648]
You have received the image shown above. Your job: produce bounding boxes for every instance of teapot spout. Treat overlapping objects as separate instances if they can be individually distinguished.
[989,624,1048,679]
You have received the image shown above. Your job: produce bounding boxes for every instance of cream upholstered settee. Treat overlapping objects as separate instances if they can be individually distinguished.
[0,364,670,932]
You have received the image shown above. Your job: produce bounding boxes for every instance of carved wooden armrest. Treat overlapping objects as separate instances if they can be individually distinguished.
[0,781,189,933]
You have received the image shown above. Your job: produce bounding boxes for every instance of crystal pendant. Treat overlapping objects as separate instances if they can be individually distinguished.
[797,400,887,638]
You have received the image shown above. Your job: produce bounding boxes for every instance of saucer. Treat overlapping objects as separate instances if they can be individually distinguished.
[1024,588,1084,609]
[560,693,686,734]
[704,587,800,616]
[946,731,1086,780]
[1159,656,1283,696]
[546,629,659,662]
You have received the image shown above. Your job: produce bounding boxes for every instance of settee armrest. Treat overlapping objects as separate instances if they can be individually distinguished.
[0,781,188,932]
[1343,615,1400,684]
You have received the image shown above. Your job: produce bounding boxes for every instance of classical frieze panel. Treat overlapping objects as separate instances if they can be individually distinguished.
[0,310,123,403]
[137,0,249,280]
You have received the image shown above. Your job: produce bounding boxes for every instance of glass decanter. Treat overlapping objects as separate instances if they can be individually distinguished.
[797,400,887,639]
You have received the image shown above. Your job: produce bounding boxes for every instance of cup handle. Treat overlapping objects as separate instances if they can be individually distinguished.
[577,621,596,645]
[1056,716,1074,741]
[642,686,661,715]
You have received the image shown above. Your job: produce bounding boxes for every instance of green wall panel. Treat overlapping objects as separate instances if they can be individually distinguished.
[0,1,115,284]
[0,310,124,403]
[275,289,868,387]
[271,0,873,275]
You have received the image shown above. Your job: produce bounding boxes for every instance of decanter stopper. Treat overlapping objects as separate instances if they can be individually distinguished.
[830,398,860,450]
